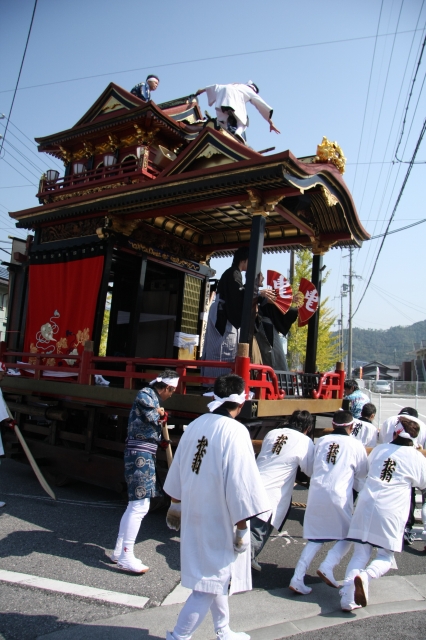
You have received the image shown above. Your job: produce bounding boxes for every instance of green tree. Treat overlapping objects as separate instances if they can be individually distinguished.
[287,249,340,371]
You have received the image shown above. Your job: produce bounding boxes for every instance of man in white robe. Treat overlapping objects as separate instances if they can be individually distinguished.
[195,82,280,141]
[289,411,368,595]
[378,406,426,447]
[250,410,315,571]
[351,403,378,448]
[377,407,425,545]
[164,374,270,640]
[339,420,426,611]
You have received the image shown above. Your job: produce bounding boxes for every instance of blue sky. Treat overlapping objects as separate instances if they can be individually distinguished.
[1,0,425,334]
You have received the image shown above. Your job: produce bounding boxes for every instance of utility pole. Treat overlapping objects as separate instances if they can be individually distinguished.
[344,248,361,377]
[348,248,353,376]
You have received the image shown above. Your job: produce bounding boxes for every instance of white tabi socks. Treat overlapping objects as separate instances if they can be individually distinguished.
[289,541,322,595]
[317,540,352,588]
[113,498,150,573]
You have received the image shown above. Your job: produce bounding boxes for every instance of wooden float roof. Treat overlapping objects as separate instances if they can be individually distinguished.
[11,85,369,258]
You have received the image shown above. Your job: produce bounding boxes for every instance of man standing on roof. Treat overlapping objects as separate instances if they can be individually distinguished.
[130,74,160,101]
[195,82,280,141]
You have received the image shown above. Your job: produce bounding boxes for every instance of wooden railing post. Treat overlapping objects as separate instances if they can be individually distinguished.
[335,361,345,399]
[78,340,94,385]
[235,343,250,394]
[124,360,134,390]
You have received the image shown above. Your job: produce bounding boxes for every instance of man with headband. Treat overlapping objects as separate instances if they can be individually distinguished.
[110,368,178,573]
[339,414,426,611]
[251,410,315,571]
[195,81,280,142]
[131,74,159,101]
[377,407,426,545]
[289,410,368,595]
[164,374,269,640]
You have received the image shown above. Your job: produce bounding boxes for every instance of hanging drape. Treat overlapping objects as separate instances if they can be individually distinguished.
[23,255,104,366]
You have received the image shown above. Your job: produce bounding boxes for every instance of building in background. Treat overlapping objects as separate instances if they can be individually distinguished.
[0,266,9,342]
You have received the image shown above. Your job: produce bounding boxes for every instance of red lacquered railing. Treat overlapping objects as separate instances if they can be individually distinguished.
[37,158,160,200]
[0,343,345,402]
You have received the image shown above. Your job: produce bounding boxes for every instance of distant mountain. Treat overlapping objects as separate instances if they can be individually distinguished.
[336,319,426,365]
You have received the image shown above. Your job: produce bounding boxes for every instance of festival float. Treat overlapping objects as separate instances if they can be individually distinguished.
[1,83,369,493]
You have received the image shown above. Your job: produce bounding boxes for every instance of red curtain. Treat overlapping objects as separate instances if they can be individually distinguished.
[24,256,104,365]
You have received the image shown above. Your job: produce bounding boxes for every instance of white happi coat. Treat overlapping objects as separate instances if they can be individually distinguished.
[256,428,314,530]
[205,84,273,127]
[378,415,426,448]
[348,442,426,551]
[164,412,270,595]
[351,418,378,448]
[0,388,9,456]
[303,432,368,540]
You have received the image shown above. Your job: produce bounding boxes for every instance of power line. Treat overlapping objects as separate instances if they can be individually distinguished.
[0,28,423,95]
[352,117,426,319]
[395,33,426,162]
[0,0,38,157]
[369,217,426,238]
[351,0,384,195]
[0,119,63,171]
[1,137,46,175]
[0,158,38,187]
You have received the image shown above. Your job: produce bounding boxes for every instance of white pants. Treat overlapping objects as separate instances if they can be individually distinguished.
[215,108,247,137]
[344,542,394,584]
[172,591,229,640]
[114,498,150,557]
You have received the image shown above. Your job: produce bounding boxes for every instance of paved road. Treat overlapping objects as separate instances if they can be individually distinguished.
[1,449,426,640]
[365,393,426,427]
[283,612,426,640]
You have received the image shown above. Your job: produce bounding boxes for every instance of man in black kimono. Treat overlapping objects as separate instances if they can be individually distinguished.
[202,248,275,378]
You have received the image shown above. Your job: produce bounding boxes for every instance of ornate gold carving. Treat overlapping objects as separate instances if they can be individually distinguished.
[107,134,119,151]
[83,141,94,158]
[49,182,128,202]
[59,146,72,163]
[198,143,225,160]
[242,189,271,216]
[320,185,339,207]
[109,216,141,237]
[40,217,106,243]
[315,136,346,174]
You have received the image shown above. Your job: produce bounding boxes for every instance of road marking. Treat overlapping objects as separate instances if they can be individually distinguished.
[162,582,192,606]
[1,492,123,509]
[0,569,149,608]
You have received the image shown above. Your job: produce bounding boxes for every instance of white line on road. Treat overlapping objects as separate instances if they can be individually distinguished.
[0,569,149,608]
[1,492,123,508]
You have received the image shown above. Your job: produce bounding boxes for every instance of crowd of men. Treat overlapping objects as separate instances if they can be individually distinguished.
[103,366,426,639]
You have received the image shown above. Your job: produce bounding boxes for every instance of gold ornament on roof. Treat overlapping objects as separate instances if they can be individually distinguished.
[315,136,346,174]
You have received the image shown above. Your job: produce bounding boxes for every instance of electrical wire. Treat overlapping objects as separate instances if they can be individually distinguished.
[352,116,426,320]
[0,158,37,187]
[0,120,63,171]
[351,0,384,195]
[369,217,426,238]
[0,0,38,157]
[2,138,46,175]
[0,28,423,95]
[395,33,426,162]
[356,1,405,216]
